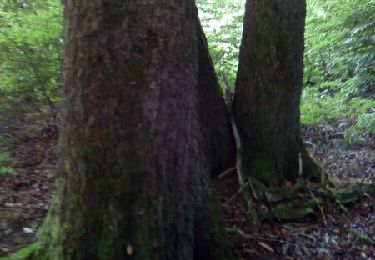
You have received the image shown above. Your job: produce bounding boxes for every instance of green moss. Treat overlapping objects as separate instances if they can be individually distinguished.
[305,198,323,208]
[251,158,278,187]
[266,202,314,221]
[0,243,42,260]
[301,150,321,181]
[249,178,267,194]
[204,190,237,260]
[252,35,277,64]
[328,187,361,205]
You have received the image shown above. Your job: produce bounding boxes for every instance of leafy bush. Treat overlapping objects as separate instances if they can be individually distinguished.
[0,0,63,123]
[304,0,375,98]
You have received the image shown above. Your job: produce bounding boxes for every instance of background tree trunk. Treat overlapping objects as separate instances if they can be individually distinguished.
[35,1,234,259]
[197,23,236,179]
[234,0,319,187]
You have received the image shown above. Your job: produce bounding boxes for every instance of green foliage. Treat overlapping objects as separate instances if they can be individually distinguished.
[305,0,374,88]
[301,81,375,125]
[301,83,344,124]
[0,0,372,137]
[0,243,42,260]
[353,112,375,132]
[0,151,17,175]
[326,183,372,213]
[302,0,375,133]
[327,186,360,205]
[266,201,315,221]
[0,165,17,175]
[197,0,245,89]
[198,0,374,136]
[0,0,63,122]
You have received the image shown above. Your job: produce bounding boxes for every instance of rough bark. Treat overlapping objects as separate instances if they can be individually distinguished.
[197,23,236,179]
[34,1,234,259]
[234,0,319,187]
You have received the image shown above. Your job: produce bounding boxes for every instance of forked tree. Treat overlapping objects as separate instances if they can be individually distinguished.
[32,0,235,259]
[234,0,319,187]
[23,0,320,258]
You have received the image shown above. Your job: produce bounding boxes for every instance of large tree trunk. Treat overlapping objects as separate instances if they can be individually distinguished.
[234,0,319,187]
[34,1,234,259]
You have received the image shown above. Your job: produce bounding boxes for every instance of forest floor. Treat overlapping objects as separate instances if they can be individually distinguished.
[218,120,375,259]
[0,117,374,259]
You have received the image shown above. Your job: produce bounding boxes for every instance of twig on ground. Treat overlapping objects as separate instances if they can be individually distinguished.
[218,167,236,179]
[307,181,327,225]
[248,176,258,199]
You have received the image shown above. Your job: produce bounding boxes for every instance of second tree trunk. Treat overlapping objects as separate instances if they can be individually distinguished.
[234,0,319,187]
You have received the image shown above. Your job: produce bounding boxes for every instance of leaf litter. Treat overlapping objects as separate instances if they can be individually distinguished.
[217,120,374,259]
[0,118,373,259]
